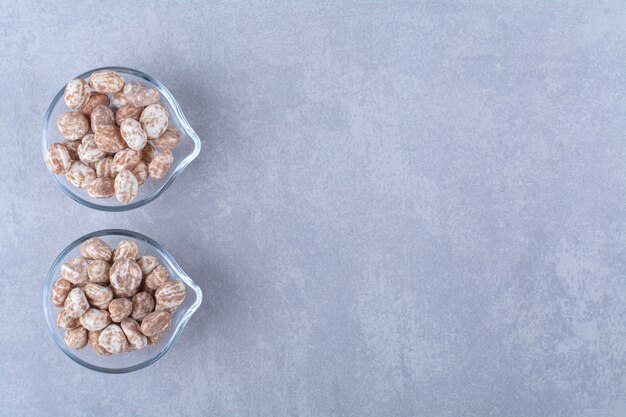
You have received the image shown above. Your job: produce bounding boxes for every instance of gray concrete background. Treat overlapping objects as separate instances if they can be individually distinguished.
[1,1,625,416]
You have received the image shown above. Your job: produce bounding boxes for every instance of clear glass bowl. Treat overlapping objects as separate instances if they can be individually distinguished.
[43,229,203,373]
[42,67,201,211]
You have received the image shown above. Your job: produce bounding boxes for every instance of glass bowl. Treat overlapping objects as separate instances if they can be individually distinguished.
[42,66,201,211]
[43,229,203,373]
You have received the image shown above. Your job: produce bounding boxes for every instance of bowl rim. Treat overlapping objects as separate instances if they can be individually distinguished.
[42,66,202,212]
[43,229,203,374]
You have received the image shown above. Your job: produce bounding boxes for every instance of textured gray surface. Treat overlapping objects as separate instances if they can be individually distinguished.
[0,1,625,416]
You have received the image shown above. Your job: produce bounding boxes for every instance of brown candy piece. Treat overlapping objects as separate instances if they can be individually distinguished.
[89,70,125,93]
[46,143,72,174]
[64,327,88,349]
[57,309,80,329]
[137,256,158,276]
[98,324,127,354]
[91,105,115,133]
[88,330,111,356]
[115,104,143,126]
[77,133,107,164]
[148,150,173,179]
[80,237,112,261]
[79,308,111,331]
[121,318,148,349]
[140,104,168,139]
[57,112,90,140]
[60,257,89,285]
[114,170,138,204]
[145,264,169,290]
[120,118,148,151]
[131,292,155,321]
[79,92,110,117]
[64,78,91,109]
[140,311,171,337]
[108,298,133,322]
[95,157,116,178]
[109,258,142,295]
[84,282,114,307]
[123,81,160,107]
[94,125,125,153]
[113,148,141,172]
[152,127,180,150]
[112,240,139,261]
[51,278,73,307]
[155,280,186,311]
[87,260,110,283]
[65,161,96,188]
[86,177,115,198]
[64,288,89,318]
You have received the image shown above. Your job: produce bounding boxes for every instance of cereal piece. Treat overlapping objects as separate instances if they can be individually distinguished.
[113,148,141,171]
[57,309,80,329]
[64,78,91,109]
[111,92,130,109]
[155,280,186,311]
[109,258,142,295]
[121,318,148,349]
[46,143,72,174]
[140,104,168,139]
[142,142,158,164]
[57,112,90,140]
[147,334,161,346]
[91,105,115,133]
[98,324,127,354]
[80,237,112,261]
[94,125,125,153]
[87,260,110,284]
[112,240,139,261]
[108,298,133,322]
[120,118,148,151]
[153,127,180,150]
[131,292,155,321]
[148,150,173,179]
[131,161,148,185]
[77,133,107,164]
[64,327,88,349]
[89,70,125,93]
[86,177,115,198]
[51,278,73,307]
[140,311,171,337]
[84,282,114,307]
[65,161,96,188]
[79,92,110,116]
[88,330,111,355]
[115,104,143,126]
[80,308,111,331]
[64,287,89,318]
[137,255,158,276]
[123,81,160,107]
[145,265,169,290]
[95,157,116,178]
[61,257,89,284]
[114,170,138,204]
